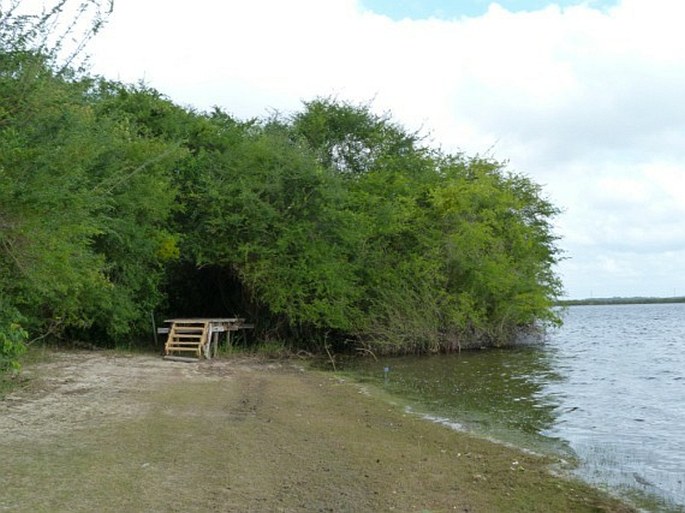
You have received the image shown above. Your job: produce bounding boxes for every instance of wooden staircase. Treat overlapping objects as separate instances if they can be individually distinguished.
[164,320,209,359]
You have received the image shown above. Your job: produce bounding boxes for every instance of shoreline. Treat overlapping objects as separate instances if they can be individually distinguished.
[338,359,684,513]
[1,350,637,512]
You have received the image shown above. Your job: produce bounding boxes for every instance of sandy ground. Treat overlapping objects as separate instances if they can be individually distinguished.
[0,351,636,513]
[0,352,246,441]
[0,352,232,442]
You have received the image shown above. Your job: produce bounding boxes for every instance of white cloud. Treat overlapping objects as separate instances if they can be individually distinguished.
[80,0,685,298]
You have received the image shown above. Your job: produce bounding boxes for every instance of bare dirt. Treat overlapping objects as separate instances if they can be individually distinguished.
[0,351,635,513]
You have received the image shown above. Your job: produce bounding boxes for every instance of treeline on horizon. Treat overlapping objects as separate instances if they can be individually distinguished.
[0,2,563,371]
[558,296,685,306]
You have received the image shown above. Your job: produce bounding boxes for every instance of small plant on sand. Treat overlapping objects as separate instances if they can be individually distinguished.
[0,306,28,373]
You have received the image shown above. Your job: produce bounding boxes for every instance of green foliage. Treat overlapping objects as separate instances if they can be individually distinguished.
[0,10,564,360]
[292,97,424,176]
[170,114,364,339]
[430,157,563,345]
[1,22,183,349]
[289,99,562,350]
[0,301,27,372]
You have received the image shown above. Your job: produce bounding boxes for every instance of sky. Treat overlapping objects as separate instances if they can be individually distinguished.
[19,0,685,299]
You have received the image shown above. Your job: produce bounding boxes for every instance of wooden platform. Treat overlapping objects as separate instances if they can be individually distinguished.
[161,318,252,360]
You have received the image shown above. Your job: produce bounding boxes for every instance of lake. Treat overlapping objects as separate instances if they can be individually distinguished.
[344,303,685,511]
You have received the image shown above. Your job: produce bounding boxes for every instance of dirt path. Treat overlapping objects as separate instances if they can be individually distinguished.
[0,352,634,513]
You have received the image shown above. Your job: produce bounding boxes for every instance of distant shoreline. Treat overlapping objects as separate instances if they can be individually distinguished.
[557,296,685,306]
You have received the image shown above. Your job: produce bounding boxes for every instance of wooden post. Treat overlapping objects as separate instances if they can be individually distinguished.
[211,331,218,358]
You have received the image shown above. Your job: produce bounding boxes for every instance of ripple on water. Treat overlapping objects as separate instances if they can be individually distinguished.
[345,303,685,509]
[547,303,685,508]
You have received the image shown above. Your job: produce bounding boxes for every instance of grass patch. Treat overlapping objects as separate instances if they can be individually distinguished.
[0,344,53,399]
[0,370,23,399]
[215,338,296,359]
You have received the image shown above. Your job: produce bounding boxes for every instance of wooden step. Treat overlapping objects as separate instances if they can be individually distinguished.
[164,320,209,358]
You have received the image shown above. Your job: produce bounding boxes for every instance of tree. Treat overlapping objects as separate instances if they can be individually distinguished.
[0,5,563,365]
[291,99,562,351]
[0,5,189,370]
[0,0,117,368]
[430,157,563,346]
[0,0,113,70]
[166,113,365,344]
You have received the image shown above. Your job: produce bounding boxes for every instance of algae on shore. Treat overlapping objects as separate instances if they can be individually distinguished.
[0,352,635,512]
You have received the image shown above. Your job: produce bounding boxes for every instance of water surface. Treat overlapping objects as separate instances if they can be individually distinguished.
[344,304,685,510]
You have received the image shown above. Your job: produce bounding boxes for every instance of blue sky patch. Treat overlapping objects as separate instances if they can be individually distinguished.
[360,0,619,20]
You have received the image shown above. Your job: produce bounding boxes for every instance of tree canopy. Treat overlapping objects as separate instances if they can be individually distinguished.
[0,2,563,370]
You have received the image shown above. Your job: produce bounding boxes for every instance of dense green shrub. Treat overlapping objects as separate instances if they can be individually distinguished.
[1,3,563,369]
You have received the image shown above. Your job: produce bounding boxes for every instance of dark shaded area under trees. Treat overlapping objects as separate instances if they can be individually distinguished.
[0,1,563,371]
